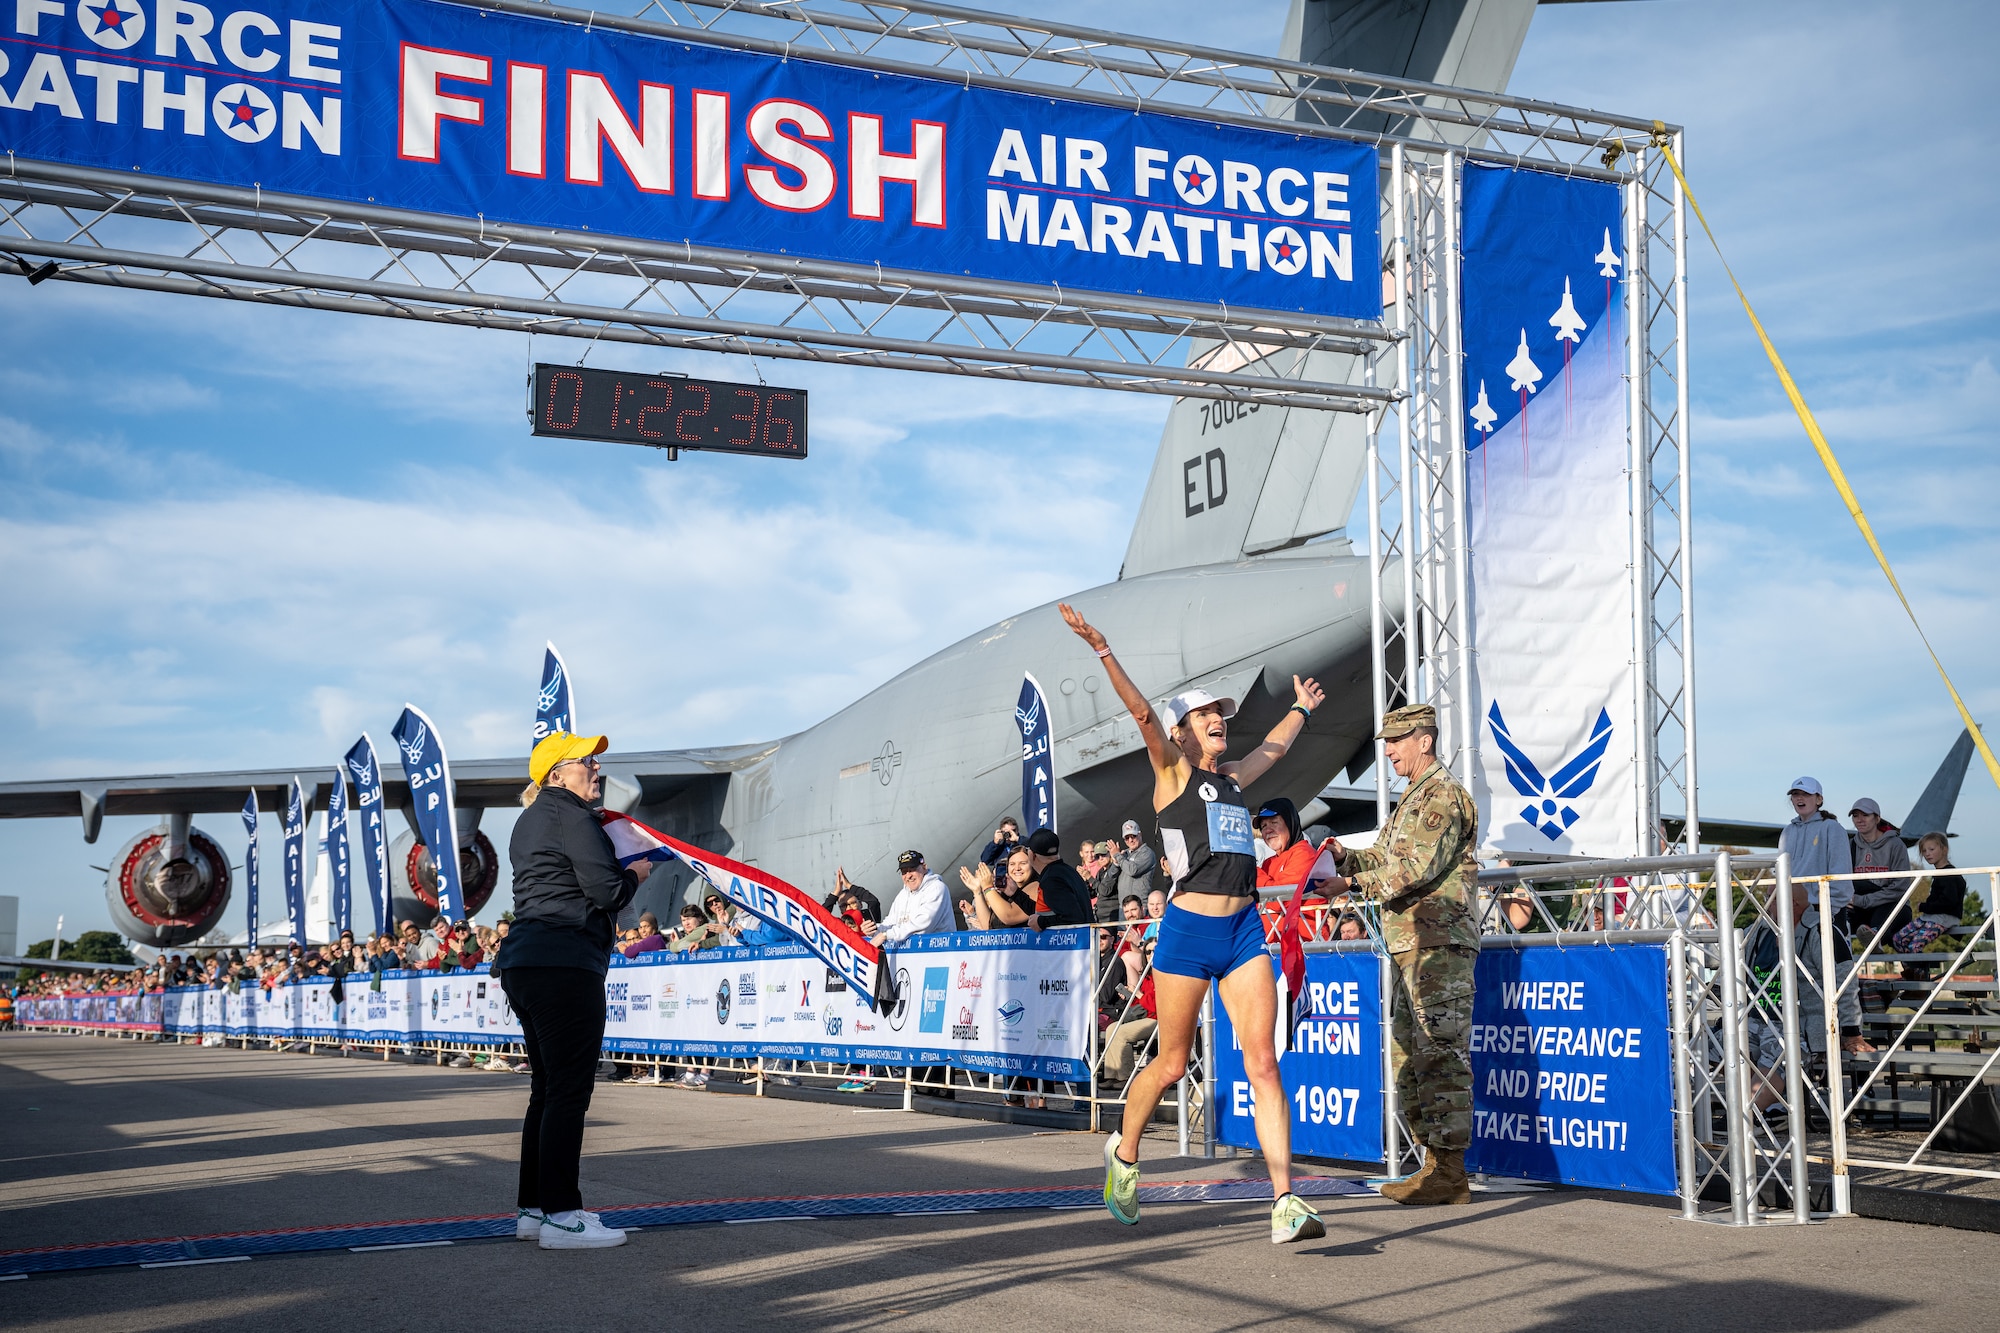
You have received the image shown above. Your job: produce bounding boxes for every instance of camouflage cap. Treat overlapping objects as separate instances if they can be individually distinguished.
[1376,703,1437,740]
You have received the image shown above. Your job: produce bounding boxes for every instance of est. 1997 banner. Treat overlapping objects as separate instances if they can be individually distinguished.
[0,0,1380,319]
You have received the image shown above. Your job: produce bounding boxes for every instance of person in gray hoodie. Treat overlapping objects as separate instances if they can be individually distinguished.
[1847,796,1913,938]
[1779,777,1852,927]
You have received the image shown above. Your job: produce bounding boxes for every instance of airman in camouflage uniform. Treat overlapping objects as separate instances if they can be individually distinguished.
[1329,703,1480,1205]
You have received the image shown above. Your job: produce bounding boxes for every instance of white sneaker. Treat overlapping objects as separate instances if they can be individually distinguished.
[538,1209,626,1249]
[515,1208,546,1240]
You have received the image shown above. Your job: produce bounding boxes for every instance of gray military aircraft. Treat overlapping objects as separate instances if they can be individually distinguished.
[5,1,1964,945]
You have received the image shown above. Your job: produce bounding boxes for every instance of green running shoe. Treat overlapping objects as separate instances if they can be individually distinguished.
[1271,1191,1326,1244]
[1103,1130,1141,1225]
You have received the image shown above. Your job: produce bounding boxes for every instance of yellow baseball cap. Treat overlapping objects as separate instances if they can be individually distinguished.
[530,731,609,785]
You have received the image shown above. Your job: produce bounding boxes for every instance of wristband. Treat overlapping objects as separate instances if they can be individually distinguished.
[1290,703,1312,721]
[1095,647,1113,658]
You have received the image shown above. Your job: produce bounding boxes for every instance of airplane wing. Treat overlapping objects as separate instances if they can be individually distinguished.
[0,744,775,843]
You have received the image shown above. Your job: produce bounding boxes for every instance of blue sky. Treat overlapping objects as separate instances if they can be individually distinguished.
[2,0,1995,945]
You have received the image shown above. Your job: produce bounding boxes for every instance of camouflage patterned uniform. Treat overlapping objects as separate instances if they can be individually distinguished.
[1338,708,1480,1153]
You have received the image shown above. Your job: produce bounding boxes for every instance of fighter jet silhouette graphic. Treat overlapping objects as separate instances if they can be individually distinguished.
[1486,701,1613,842]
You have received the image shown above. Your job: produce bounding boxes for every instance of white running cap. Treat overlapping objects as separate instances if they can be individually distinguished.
[1164,689,1238,730]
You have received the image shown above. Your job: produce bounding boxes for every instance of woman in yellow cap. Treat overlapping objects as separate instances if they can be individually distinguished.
[498,730,650,1250]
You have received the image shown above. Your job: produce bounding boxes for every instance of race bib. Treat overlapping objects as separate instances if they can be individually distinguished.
[1207,801,1254,856]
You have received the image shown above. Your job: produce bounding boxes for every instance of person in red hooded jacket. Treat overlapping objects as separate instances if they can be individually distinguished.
[1255,797,1331,940]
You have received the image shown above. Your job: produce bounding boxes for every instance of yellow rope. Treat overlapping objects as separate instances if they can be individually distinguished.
[1650,125,1998,797]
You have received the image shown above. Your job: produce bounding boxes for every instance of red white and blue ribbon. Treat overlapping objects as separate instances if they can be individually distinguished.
[599,810,891,1011]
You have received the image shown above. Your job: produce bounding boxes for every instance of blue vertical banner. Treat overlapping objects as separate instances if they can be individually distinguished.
[326,767,352,939]
[1460,163,1638,859]
[1213,950,1384,1163]
[282,777,308,946]
[1466,944,1676,1194]
[240,791,260,946]
[534,641,575,745]
[344,735,392,938]
[1016,672,1055,834]
[391,705,462,921]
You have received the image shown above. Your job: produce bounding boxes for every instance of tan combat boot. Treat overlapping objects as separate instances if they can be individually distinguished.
[1392,1149,1472,1205]
[1376,1150,1434,1204]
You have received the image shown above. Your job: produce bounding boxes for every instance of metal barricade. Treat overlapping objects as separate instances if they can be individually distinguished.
[1806,864,2000,1208]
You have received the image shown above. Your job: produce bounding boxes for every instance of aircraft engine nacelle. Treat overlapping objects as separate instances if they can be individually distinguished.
[105,822,232,947]
[388,829,498,922]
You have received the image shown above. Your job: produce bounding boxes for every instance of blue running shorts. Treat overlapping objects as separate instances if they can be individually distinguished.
[1150,901,1270,982]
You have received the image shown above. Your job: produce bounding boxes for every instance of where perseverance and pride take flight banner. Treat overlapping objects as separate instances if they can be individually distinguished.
[0,0,1382,319]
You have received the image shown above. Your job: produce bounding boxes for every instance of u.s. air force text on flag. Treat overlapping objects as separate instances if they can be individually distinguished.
[281,776,308,946]
[1460,165,1640,858]
[0,0,1379,320]
[239,790,259,944]
[390,704,462,920]
[325,764,352,938]
[1016,672,1055,835]
[343,734,392,937]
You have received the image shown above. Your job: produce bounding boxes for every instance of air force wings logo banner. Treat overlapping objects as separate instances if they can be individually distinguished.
[391,705,463,920]
[534,642,574,746]
[599,809,890,1012]
[326,766,352,938]
[344,735,391,937]
[0,0,1379,320]
[1460,164,1638,856]
[282,777,308,946]
[241,790,260,945]
[1016,672,1055,834]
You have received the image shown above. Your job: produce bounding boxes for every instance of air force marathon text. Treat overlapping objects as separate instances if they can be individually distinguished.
[0,0,1383,317]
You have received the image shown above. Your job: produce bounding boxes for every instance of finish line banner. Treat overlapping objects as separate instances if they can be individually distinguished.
[146,932,1092,1079]
[0,0,1379,319]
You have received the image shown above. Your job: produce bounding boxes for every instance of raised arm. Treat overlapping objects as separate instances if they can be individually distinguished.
[1227,675,1326,789]
[1060,603,1186,805]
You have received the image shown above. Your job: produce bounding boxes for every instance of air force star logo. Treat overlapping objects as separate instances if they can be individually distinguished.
[398,720,428,766]
[1487,702,1613,842]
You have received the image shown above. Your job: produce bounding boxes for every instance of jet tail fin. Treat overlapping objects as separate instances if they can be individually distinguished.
[1899,728,1976,841]
[1120,347,1371,578]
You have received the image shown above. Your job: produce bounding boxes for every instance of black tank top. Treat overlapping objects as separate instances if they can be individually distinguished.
[1157,770,1256,897]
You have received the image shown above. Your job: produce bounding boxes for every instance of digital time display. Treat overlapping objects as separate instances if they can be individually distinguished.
[530,364,806,460]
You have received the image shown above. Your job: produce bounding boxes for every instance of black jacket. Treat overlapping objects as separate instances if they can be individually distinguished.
[496,786,638,976]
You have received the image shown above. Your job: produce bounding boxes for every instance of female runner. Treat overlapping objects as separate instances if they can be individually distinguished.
[1060,602,1327,1244]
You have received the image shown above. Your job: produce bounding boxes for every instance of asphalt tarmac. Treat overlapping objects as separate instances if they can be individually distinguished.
[2,1033,1995,1332]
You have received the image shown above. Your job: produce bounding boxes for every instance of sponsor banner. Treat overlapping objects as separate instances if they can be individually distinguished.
[240,789,260,944]
[1467,944,1675,1195]
[390,704,461,919]
[1016,672,1054,835]
[1461,163,1638,858]
[601,810,886,1009]
[0,0,1380,320]
[534,641,574,745]
[282,776,308,945]
[326,765,352,939]
[344,735,392,938]
[1213,950,1383,1163]
[611,931,1091,1080]
[17,992,163,1032]
[154,935,1090,1076]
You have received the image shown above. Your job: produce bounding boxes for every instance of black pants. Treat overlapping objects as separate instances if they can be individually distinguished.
[501,966,606,1215]
[1851,899,1909,938]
